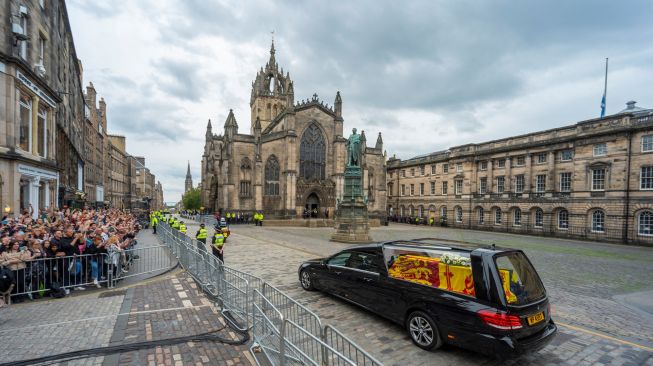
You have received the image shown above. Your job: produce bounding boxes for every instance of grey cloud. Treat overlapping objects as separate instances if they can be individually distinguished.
[152,58,204,101]
[151,0,653,114]
[68,0,123,18]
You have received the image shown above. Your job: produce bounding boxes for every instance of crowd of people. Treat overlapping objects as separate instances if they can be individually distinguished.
[0,206,141,306]
[388,215,445,226]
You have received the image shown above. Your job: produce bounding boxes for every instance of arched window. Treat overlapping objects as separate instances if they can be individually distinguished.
[240,158,252,197]
[591,210,605,233]
[534,208,544,228]
[441,206,447,220]
[495,208,502,225]
[478,207,484,225]
[513,208,522,226]
[638,211,653,236]
[264,155,280,196]
[455,206,463,223]
[418,205,423,218]
[409,206,414,217]
[300,123,326,180]
[558,209,569,229]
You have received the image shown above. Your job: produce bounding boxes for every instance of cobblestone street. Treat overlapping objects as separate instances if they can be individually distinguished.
[184,217,653,366]
[0,230,253,366]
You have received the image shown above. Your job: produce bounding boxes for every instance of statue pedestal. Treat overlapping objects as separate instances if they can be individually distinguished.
[331,174,373,243]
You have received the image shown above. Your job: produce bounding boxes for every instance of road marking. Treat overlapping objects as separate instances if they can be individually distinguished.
[557,321,653,352]
[0,304,211,333]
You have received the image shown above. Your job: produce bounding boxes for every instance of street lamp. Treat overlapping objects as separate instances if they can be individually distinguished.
[4,205,10,214]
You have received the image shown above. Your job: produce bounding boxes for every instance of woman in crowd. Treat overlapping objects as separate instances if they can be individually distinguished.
[0,241,32,302]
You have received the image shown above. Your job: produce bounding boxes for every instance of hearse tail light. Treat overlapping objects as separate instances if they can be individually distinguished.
[478,310,523,330]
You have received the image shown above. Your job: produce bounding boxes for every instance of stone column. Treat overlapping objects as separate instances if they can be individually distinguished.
[44,181,50,208]
[505,157,512,193]
[547,151,556,193]
[487,160,494,193]
[29,177,40,220]
[525,154,532,193]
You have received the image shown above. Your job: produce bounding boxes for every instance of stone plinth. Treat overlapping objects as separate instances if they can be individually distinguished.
[331,197,373,243]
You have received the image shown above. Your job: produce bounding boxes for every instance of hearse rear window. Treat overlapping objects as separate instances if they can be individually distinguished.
[383,246,476,298]
[495,252,546,306]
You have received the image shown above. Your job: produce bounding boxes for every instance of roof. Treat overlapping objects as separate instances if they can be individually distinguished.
[616,100,652,116]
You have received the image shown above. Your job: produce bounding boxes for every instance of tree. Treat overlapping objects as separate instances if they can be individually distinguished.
[182,188,201,210]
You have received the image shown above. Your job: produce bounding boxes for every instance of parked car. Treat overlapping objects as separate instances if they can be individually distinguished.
[298,238,556,357]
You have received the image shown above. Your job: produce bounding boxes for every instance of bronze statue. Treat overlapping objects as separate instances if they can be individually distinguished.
[346,128,361,167]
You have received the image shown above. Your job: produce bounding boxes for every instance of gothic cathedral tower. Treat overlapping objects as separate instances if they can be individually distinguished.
[185,161,193,193]
[250,40,294,134]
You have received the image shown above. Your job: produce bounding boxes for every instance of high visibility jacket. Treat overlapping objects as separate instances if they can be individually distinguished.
[260,214,264,221]
[179,224,187,233]
[151,217,158,226]
[172,221,180,229]
[196,228,207,239]
[213,234,225,248]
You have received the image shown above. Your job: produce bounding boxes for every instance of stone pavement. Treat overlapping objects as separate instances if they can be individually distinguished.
[179,216,653,366]
[0,227,254,366]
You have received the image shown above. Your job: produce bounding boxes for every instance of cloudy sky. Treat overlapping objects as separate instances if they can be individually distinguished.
[67,0,653,203]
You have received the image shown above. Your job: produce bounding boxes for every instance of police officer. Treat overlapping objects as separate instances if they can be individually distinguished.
[195,223,207,252]
[151,214,158,234]
[212,230,225,263]
[179,221,187,234]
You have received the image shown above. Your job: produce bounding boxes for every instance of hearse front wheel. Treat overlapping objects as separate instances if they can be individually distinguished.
[407,311,442,351]
[300,270,314,291]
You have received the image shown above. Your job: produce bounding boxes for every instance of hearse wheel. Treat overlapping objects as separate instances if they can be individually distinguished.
[407,311,442,350]
[300,270,314,291]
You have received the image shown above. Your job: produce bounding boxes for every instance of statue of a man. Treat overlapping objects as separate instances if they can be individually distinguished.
[346,128,361,167]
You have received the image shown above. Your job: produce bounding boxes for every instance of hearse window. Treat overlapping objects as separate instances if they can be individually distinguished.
[495,252,546,306]
[345,252,381,273]
[328,252,352,266]
[383,246,475,298]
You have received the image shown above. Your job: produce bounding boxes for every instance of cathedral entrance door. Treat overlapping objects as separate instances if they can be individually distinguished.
[305,193,320,218]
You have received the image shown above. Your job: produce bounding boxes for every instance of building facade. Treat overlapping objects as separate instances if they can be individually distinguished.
[83,82,106,206]
[106,135,127,208]
[0,0,85,217]
[200,42,387,219]
[387,101,653,245]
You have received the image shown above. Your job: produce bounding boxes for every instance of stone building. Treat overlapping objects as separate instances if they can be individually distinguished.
[200,42,387,219]
[106,135,128,208]
[129,156,156,210]
[152,181,164,210]
[83,82,106,207]
[0,0,85,217]
[387,101,653,244]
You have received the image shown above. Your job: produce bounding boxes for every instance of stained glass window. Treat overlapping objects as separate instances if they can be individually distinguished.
[300,123,326,180]
[265,155,280,196]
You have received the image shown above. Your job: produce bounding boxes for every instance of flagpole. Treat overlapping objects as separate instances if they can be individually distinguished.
[604,58,608,106]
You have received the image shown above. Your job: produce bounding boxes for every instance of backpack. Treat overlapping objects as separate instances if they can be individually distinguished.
[50,282,66,298]
[0,267,14,293]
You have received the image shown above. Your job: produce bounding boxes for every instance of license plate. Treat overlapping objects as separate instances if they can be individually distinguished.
[527,312,545,326]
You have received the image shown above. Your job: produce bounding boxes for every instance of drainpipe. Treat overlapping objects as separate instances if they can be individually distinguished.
[624,130,633,244]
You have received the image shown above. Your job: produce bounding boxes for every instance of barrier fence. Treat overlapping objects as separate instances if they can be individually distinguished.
[157,219,382,366]
[3,239,177,302]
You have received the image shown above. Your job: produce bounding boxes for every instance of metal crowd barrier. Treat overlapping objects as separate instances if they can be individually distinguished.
[157,218,383,366]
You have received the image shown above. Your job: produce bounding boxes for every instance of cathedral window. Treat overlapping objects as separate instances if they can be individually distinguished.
[300,123,326,180]
[240,158,252,198]
[265,155,280,196]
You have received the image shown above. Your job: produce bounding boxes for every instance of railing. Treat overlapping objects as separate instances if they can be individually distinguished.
[157,219,382,366]
[2,239,178,302]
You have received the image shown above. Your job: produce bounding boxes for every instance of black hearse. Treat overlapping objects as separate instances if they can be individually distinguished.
[298,239,556,356]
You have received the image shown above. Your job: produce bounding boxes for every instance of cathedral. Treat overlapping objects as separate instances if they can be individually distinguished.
[200,41,387,220]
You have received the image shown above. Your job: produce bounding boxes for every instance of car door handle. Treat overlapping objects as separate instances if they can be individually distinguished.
[333,271,342,275]
[363,277,374,282]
